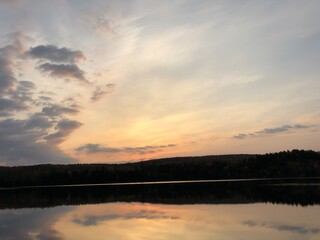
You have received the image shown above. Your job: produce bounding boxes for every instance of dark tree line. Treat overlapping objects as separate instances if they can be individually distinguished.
[0,149,319,187]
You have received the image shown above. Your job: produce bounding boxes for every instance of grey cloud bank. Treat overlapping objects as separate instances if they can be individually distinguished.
[0,117,75,165]
[234,124,312,140]
[0,34,84,165]
[76,143,177,155]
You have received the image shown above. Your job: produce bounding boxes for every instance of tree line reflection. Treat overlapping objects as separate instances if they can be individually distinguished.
[1,179,320,209]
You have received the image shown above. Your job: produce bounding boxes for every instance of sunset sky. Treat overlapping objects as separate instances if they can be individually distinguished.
[0,0,319,165]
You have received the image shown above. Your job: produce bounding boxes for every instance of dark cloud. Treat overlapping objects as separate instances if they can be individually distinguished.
[38,63,88,83]
[35,96,53,106]
[75,143,177,155]
[9,80,36,102]
[41,104,79,117]
[256,125,293,134]
[0,34,36,116]
[293,124,310,129]
[243,220,320,235]
[0,34,83,165]
[0,207,67,240]
[27,44,88,84]
[0,98,26,116]
[25,115,53,130]
[233,133,248,140]
[91,83,116,101]
[0,33,25,103]
[56,118,82,130]
[73,210,179,226]
[16,80,35,91]
[38,96,53,101]
[0,80,38,116]
[27,45,86,63]
[45,119,82,144]
[0,117,75,165]
[234,124,312,140]
[0,57,16,93]
[242,220,257,227]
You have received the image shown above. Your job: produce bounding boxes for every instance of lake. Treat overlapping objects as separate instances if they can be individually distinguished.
[1,178,320,240]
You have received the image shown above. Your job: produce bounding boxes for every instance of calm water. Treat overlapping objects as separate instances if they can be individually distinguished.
[1,179,320,240]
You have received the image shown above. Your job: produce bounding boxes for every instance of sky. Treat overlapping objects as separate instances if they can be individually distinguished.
[0,0,319,166]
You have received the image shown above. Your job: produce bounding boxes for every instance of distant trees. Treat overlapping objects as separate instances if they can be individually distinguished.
[0,149,319,187]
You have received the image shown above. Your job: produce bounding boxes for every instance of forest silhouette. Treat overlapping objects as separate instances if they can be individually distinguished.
[0,149,319,188]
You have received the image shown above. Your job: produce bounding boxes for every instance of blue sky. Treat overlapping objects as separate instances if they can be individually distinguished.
[0,0,319,165]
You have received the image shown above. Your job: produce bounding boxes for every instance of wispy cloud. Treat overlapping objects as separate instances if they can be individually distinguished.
[91,83,116,102]
[234,124,312,139]
[75,143,177,155]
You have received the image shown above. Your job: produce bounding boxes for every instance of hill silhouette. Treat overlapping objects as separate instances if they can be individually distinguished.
[0,149,319,188]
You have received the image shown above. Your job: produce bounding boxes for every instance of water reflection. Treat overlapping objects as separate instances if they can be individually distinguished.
[1,179,320,209]
[1,202,320,240]
[1,180,320,239]
[0,207,71,240]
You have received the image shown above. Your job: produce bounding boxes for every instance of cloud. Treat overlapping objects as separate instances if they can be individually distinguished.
[27,44,89,84]
[234,124,312,140]
[256,125,293,134]
[36,229,64,240]
[243,220,320,235]
[0,34,37,116]
[35,96,53,106]
[91,83,116,101]
[0,57,16,93]
[293,124,310,129]
[0,80,38,116]
[41,104,79,117]
[25,115,54,130]
[0,98,26,116]
[73,210,179,226]
[15,80,35,91]
[0,207,67,240]
[94,16,118,36]
[9,80,36,102]
[83,8,131,37]
[0,117,75,165]
[233,133,248,140]
[27,45,86,63]
[0,34,84,165]
[1,32,27,59]
[44,119,82,144]
[75,143,177,155]
[38,96,53,101]
[38,63,88,83]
